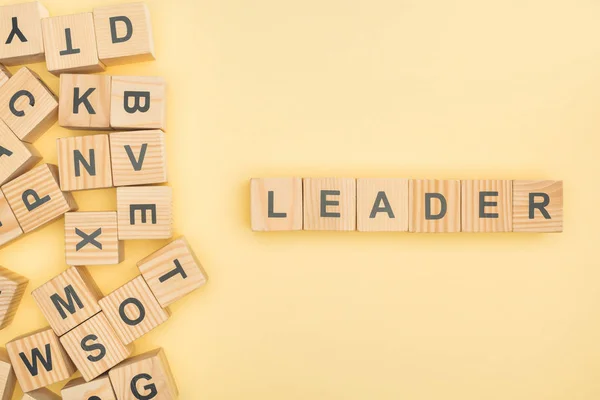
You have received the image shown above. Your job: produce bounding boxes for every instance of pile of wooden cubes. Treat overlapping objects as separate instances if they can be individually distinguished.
[0,2,207,399]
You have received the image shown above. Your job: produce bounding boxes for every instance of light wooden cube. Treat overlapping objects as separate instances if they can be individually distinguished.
[57,134,113,191]
[0,119,41,186]
[41,13,105,75]
[60,312,133,382]
[0,65,11,88]
[93,3,155,66]
[65,212,123,266]
[0,2,49,65]
[357,178,409,232]
[2,164,77,233]
[409,179,461,233]
[59,74,111,130]
[138,237,208,308]
[0,191,23,248]
[0,67,58,143]
[6,327,76,392]
[32,266,102,336]
[0,348,16,400]
[0,266,28,330]
[99,276,170,345]
[110,130,167,187]
[110,76,166,130]
[250,178,302,231]
[62,375,116,400]
[513,180,563,232]
[21,388,60,400]
[108,348,178,400]
[303,178,356,231]
[116,186,172,240]
[461,180,513,232]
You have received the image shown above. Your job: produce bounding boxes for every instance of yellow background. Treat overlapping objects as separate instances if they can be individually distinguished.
[0,0,594,398]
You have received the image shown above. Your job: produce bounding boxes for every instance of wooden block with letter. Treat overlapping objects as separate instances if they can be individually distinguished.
[0,2,49,65]
[0,266,28,330]
[32,266,102,336]
[110,76,166,130]
[117,186,172,240]
[409,179,461,233]
[2,164,77,233]
[357,178,409,232]
[110,130,167,186]
[0,348,16,400]
[60,312,133,382]
[303,178,356,231]
[250,178,302,231]
[57,134,113,191]
[513,180,563,232]
[0,119,41,186]
[21,388,60,400]
[461,180,512,232]
[108,348,178,400]
[62,375,116,400]
[93,3,155,66]
[0,65,10,89]
[138,237,208,307]
[6,327,76,392]
[59,74,111,130]
[65,212,123,266]
[0,67,58,143]
[0,191,23,248]
[99,276,170,345]
[41,13,105,75]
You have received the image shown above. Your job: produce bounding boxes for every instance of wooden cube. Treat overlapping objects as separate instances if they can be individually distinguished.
[357,178,409,232]
[2,164,77,233]
[59,74,111,130]
[0,348,16,400]
[41,13,104,75]
[6,327,76,392]
[93,3,155,66]
[60,313,133,382]
[0,119,41,186]
[409,179,461,233]
[0,67,58,143]
[65,212,123,266]
[110,130,167,187]
[57,134,113,191]
[99,276,170,345]
[32,266,102,336]
[0,266,28,330]
[108,348,178,400]
[0,65,11,88]
[138,237,208,308]
[0,191,23,248]
[461,180,513,232]
[21,388,60,400]
[0,2,49,65]
[116,186,172,240]
[250,178,302,231]
[110,76,166,130]
[303,178,356,231]
[62,375,116,400]
[513,180,563,232]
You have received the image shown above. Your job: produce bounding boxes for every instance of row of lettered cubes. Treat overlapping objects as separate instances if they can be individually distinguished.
[0,236,207,397]
[251,178,564,232]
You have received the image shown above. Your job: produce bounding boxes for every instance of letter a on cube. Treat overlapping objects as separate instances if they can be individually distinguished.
[117,186,172,240]
[110,76,166,130]
[0,2,49,65]
[57,134,113,191]
[0,119,41,186]
[59,74,111,130]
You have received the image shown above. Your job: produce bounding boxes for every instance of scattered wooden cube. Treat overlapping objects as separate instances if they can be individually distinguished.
[0,2,49,65]
[1,164,78,233]
[6,327,76,392]
[60,312,133,382]
[59,74,111,130]
[303,178,356,231]
[0,265,28,330]
[57,134,113,191]
[62,375,116,400]
[21,388,60,400]
[0,190,23,248]
[93,3,155,66]
[116,186,172,240]
[110,130,167,186]
[65,212,123,266]
[0,119,41,186]
[0,67,58,143]
[138,237,207,307]
[409,179,461,233]
[0,348,16,400]
[41,13,105,75]
[108,348,178,400]
[31,266,102,336]
[461,180,513,232]
[99,276,170,345]
[0,64,11,88]
[250,178,302,231]
[357,178,409,232]
[110,76,166,130]
[513,180,563,232]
